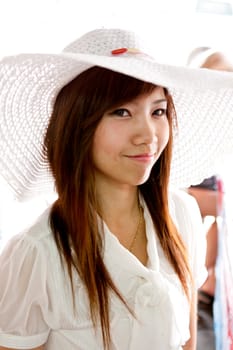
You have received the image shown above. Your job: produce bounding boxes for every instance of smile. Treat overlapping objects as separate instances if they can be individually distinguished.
[126,154,155,163]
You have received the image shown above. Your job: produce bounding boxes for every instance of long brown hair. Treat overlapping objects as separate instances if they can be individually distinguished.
[43,66,191,348]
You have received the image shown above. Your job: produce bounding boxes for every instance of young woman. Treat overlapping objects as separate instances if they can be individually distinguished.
[0,28,233,350]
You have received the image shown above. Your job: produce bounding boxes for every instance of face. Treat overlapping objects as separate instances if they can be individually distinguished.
[92,87,169,189]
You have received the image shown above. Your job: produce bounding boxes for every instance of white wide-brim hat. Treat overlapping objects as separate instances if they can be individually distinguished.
[1,28,233,200]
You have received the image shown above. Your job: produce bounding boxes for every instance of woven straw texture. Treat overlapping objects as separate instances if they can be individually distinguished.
[0,28,233,200]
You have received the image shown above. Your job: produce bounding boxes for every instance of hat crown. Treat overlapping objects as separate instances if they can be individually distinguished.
[63,28,148,57]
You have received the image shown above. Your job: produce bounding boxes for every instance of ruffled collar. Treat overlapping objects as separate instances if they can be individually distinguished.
[102,201,190,350]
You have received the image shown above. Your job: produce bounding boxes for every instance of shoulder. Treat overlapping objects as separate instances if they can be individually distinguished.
[169,189,207,286]
[26,205,52,240]
[169,187,200,214]
[1,205,56,261]
[0,205,65,303]
[168,188,203,245]
[169,188,202,225]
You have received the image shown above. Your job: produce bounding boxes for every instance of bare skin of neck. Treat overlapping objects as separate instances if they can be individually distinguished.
[97,183,148,265]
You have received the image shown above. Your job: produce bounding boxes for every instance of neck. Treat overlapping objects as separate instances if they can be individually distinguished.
[97,182,139,217]
[97,185,140,225]
[96,183,147,264]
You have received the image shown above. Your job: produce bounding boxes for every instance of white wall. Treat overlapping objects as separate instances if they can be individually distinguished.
[0,0,232,64]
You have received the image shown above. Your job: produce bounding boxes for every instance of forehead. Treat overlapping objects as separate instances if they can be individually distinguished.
[132,86,166,103]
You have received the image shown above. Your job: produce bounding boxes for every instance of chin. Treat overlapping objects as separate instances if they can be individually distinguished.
[135,174,151,186]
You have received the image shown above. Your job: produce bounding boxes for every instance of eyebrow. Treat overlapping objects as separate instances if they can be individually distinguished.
[152,99,167,105]
[110,98,168,110]
[130,98,167,107]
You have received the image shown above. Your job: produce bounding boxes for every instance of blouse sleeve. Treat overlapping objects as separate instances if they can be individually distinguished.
[0,233,50,348]
[169,189,207,288]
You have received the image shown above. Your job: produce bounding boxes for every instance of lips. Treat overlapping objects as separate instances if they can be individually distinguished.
[127,151,156,157]
[129,154,153,158]
[126,153,156,162]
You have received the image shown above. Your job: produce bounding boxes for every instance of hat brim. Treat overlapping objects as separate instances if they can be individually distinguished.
[0,52,233,200]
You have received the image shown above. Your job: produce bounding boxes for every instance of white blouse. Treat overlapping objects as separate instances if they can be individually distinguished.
[0,190,207,350]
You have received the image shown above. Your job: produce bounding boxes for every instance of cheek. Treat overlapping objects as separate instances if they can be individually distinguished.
[159,120,170,148]
[92,122,119,160]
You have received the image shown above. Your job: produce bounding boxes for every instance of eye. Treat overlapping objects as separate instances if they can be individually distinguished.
[152,108,167,117]
[111,108,130,117]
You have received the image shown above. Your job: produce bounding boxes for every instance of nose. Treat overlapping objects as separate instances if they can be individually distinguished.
[132,117,158,146]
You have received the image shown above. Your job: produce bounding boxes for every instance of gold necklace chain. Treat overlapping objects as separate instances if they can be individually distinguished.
[129,205,144,252]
